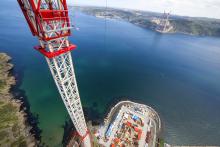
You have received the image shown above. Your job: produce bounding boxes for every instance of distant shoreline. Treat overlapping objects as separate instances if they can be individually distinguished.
[73,6,220,37]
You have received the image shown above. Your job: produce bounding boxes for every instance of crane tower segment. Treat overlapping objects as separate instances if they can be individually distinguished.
[17,0,91,146]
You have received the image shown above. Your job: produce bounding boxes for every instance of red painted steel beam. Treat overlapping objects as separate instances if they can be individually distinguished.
[34,44,76,58]
[81,130,90,141]
[18,0,75,57]
[39,10,68,18]
[43,33,71,41]
[17,0,37,35]
[72,130,90,141]
[18,0,71,39]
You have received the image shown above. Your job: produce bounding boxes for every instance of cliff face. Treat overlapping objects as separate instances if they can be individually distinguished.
[0,53,36,147]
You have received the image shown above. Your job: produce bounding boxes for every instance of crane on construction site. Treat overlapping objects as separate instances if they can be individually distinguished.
[17,0,91,146]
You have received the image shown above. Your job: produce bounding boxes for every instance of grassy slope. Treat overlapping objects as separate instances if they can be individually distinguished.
[0,53,35,147]
[170,19,220,36]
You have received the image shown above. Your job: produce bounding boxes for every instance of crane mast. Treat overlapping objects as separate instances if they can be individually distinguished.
[17,0,91,146]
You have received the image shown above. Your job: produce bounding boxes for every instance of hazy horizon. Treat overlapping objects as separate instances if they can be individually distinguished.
[67,0,220,19]
[70,4,220,20]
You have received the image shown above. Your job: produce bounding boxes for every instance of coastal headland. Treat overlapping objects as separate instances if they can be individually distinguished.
[0,53,37,146]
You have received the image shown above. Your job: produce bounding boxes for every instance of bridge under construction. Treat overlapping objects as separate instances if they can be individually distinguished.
[17,0,161,147]
[17,0,91,146]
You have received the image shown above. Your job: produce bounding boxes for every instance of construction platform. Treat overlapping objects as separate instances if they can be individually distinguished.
[94,101,161,147]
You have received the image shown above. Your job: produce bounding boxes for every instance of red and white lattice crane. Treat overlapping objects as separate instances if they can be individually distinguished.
[17,0,91,146]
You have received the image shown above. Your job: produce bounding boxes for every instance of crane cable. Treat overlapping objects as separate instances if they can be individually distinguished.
[104,0,108,50]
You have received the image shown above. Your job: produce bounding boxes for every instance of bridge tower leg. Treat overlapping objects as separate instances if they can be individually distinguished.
[17,0,91,146]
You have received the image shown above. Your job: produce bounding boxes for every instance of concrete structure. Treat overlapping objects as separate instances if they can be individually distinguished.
[17,0,91,146]
[97,100,161,147]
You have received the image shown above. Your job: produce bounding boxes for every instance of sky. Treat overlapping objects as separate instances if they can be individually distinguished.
[67,0,220,19]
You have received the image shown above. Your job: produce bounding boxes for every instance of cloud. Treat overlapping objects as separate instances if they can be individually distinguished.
[67,0,220,19]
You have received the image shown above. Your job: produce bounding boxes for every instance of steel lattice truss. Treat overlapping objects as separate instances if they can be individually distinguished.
[17,0,91,146]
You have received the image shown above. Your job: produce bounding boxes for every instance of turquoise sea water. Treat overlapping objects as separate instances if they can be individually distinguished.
[1,0,220,146]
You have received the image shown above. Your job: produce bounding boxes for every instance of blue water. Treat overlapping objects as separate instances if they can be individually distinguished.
[1,0,220,146]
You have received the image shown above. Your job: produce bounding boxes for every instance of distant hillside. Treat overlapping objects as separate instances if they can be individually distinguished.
[74,6,220,37]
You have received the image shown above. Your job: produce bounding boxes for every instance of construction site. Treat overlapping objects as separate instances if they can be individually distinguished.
[17,0,161,146]
[96,101,161,147]
[151,11,173,33]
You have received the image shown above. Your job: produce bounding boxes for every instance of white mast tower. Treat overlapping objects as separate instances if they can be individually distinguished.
[17,0,91,146]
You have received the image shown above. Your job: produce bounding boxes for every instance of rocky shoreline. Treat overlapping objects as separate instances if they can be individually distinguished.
[0,53,37,146]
